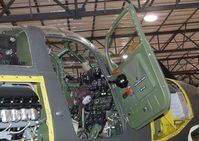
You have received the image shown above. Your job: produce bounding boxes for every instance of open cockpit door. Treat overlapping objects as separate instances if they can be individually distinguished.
[105,3,171,129]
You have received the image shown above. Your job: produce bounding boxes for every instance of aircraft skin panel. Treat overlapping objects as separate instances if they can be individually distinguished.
[0,3,197,140]
[105,3,171,130]
[115,43,171,129]
[0,27,74,140]
[0,26,153,141]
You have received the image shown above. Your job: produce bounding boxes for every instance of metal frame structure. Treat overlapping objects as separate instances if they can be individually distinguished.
[0,0,199,85]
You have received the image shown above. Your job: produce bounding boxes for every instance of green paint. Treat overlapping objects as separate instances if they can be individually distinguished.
[16,31,32,66]
[105,3,170,129]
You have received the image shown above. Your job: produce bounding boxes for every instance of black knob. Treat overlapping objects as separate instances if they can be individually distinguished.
[115,74,128,88]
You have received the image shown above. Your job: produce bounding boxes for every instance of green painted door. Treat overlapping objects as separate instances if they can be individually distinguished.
[105,3,171,129]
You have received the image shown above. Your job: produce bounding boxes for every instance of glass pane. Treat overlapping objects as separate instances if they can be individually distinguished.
[108,12,140,68]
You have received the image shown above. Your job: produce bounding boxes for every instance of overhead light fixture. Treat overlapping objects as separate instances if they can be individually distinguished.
[122,54,128,59]
[144,14,158,22]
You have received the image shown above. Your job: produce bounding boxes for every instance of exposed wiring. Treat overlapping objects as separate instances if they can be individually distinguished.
[9,122,30,134]
[0,123,12,133]
[32,126,37,135]
[38,117,47,124]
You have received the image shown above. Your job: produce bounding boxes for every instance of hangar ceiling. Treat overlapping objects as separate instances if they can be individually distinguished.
[0,0,199,86]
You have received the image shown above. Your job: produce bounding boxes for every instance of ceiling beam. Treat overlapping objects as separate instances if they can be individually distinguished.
[86,27,199,40]
[137,2,199,12]
[155,47,199,53]
[171,70,199,75]
[33,0,45,26]
[0,0,17,25]
[158,55,199,61]
[0,0,15,17]
[0,2,198,23]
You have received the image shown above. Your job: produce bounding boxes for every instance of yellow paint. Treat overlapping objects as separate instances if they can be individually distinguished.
[151,78,193,141]
[0,75,54,141]
[127,41,138,53]
[31,83,40,100]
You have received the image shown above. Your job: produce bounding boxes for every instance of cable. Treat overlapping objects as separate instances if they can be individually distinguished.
[9,122,30,134]
[0,123,12,133]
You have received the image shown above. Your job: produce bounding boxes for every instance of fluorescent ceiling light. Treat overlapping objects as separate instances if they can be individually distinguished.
[144,14,158,22]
